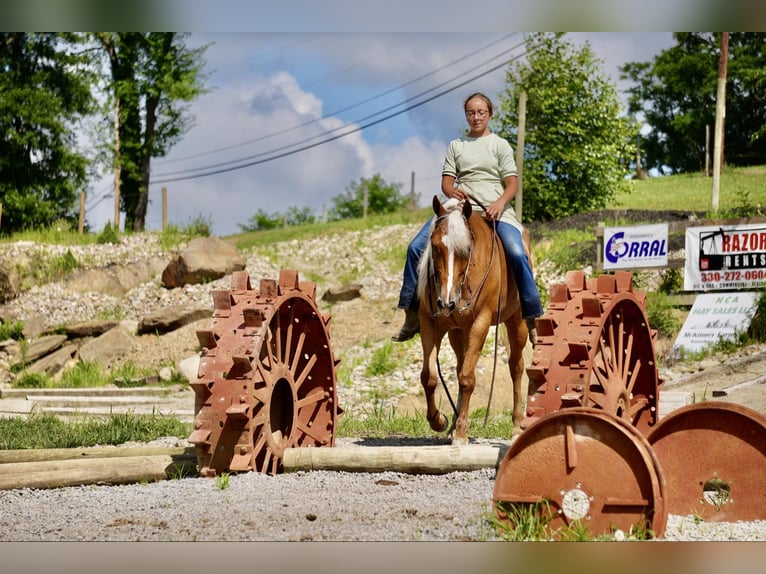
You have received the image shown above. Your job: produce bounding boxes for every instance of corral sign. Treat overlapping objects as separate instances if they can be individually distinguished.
[684,222,766,291]
[670,292,758,356]
[602,223,668,270]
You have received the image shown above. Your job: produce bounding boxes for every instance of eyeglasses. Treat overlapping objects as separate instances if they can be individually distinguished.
[465,110,489,118]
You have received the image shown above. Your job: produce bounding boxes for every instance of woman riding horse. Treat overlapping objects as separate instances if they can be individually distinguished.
[392,92,542,345]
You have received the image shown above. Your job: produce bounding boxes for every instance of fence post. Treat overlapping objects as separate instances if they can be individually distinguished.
[0,202,3,232]
[78,192,85,234]
[595,221,605,272]
[162,187,168,231]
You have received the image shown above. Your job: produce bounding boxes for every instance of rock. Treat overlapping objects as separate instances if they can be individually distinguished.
[78,326,138,368]
[26,344,79,379]
[161,237,245,288]
[21,314,47,339]
[159,366,174,382]
[322,284,363,303]
[65,260,165,297]
[12,334,67,366]
[177,354,201,382]
[66,320,119,338]
[137,304,212,335]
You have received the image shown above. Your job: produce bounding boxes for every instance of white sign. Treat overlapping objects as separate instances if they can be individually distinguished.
[603,223,668,269]
[670,292,758,356]
[684,222,766,291]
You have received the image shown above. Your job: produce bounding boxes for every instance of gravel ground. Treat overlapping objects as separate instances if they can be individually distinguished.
[2,435,765,542]
[2,228,766,544]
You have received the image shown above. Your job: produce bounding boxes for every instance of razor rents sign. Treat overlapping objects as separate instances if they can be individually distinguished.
[685,223,766,291]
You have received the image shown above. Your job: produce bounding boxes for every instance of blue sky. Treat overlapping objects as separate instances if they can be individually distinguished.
[84,32,677,236]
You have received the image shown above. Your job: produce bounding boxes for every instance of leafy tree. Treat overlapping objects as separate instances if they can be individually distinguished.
[496,33,637,222]
[0,33,94,235]
[621,33,766,173]
[93,33,208,232]
[238,209,282,232]
[328,173,409,220]
[284,205,316,226]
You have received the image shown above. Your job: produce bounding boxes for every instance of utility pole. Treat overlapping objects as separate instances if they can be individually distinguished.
[515,91,527,222]
[711,32,729,212]
[113,98,121,231]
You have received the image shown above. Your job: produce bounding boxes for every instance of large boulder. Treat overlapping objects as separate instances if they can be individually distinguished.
[65,260,166,297]
[161,237,245,288]
[78,325,139,368]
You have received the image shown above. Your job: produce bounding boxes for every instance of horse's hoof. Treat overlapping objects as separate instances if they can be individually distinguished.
[429,412,449,432]
[450,436,468,446]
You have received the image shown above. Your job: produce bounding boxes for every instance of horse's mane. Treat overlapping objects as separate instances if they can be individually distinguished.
[415,200,472,301]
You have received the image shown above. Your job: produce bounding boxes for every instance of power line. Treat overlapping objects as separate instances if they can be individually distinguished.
[155,33,519,167]
[152,41,528,183]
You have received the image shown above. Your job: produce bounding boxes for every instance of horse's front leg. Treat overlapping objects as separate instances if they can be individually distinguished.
[504,312,528,433]
[450,320,490,445]
[420,321,449,433]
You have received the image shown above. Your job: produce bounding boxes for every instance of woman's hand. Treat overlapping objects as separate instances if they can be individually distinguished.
[446,187,468,201]
[486,198,506,220]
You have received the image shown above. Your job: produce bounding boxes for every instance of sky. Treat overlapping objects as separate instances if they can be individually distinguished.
[80,32,678,236]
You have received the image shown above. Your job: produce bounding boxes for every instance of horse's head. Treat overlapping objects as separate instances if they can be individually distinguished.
[417,195,474,316]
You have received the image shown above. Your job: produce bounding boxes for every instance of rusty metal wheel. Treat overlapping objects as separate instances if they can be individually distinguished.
[493,407,667,539]
[647,402,766,522]
[525,270,662,434]
[188,269,341,476]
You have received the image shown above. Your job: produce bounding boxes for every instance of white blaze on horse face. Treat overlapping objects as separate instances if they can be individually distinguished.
[441,234,457,304]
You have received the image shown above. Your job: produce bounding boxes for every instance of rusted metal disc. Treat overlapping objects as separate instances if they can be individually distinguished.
[647,402,766,522]
[188,269,341,476]
[494,407,667,539]
[525,270,662,434]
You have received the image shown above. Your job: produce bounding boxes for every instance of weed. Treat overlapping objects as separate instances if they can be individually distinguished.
[97,221,121,245]
[0,320,24,341]
[215,472,230,490]
[13,371,50,388]
[364,341,399,377]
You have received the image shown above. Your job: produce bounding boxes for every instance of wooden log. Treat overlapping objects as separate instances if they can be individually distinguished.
[282,444,510,474]
[0,453,197,490]
[0,445,196,464]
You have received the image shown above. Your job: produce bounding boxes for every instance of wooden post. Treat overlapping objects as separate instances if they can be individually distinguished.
[282,444,510,474]
[0,202,3,232]
[78,192,85,234]
[113,98,121,231]
[515,91,527,222]
[162,186,168,230]
[711,32,729,212]
[705,124,710,177]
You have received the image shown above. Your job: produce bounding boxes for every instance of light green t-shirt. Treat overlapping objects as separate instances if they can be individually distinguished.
[441,132,521,230]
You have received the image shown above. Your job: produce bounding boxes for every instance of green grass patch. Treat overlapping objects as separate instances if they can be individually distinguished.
[610,165,766,215]
[0,412,192,450]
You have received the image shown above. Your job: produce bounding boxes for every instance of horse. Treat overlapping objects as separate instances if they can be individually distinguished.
[415,195,529,444]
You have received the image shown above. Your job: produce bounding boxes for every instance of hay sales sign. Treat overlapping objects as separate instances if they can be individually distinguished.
[684,222,766,291]
[602,223,668,270]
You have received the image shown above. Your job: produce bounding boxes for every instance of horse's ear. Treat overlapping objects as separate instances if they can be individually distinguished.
[462,197,472,219]
[432,195,443,216]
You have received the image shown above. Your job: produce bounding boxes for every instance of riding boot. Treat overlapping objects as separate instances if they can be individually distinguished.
[391,309,420,342]
[526,317,538,346]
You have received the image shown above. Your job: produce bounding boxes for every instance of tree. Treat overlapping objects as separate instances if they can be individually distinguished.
[93,33,208,232]
[496,33,637,222]
[0,33,94,235]
[621,33,766,173]
[237,205,316,232]
[328,174,408,221]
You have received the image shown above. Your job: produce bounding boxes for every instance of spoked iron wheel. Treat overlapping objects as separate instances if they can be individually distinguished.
[188,269,341,476]
[647,402,766,522]
[493,407,667,539]
[525,270,662,434]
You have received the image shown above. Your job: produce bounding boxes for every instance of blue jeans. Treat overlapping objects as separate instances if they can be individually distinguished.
[397,218,543,319]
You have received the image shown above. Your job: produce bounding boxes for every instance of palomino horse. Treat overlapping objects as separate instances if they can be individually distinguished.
[416,195,529,443]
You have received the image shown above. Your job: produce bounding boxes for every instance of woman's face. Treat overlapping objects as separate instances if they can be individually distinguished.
[464,97,491,135]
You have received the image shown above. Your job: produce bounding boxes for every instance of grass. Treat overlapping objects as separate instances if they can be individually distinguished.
[0,412,192,450]
[12,360,179,389]
[609,165,766,215]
